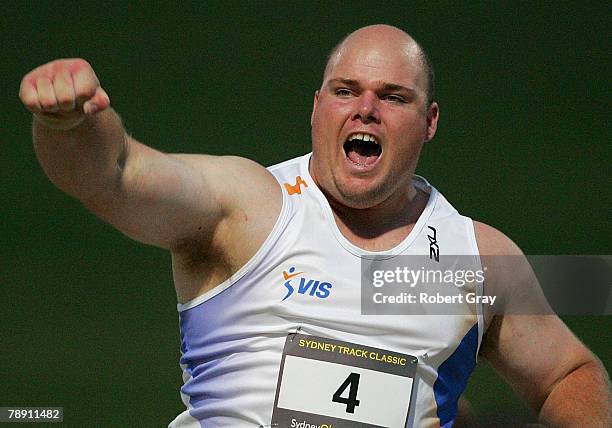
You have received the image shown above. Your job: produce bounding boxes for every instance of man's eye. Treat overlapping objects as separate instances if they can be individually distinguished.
[335,89,353,97]
[383,94,405,103]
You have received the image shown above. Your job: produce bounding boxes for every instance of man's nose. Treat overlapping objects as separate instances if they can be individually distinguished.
[352,91,380,124]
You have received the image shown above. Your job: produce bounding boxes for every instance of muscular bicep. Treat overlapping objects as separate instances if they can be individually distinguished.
[475,221,596,413]
[480,314,593,412]
[82,136,279,250]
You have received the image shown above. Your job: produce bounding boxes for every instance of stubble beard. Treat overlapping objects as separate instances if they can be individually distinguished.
[332,166,407,210]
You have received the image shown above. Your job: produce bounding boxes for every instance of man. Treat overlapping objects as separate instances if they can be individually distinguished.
[20,25,610,427]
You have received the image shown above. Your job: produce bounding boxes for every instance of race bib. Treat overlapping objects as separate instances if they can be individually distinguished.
[271,333,417,428]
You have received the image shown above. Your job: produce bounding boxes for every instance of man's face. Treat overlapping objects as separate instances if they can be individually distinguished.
[310,35,438,209]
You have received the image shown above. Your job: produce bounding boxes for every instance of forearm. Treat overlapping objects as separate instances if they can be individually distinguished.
[539,359,612,427]
[33,108,128,200]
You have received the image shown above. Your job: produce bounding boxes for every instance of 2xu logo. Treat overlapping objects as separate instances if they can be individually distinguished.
[428,226,439,262]
[281,267,332,301]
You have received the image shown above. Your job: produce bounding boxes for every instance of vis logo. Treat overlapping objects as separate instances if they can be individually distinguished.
[281,267,332,302]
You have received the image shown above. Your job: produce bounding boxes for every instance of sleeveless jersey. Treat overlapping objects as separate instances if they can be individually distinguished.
[169,153,484,428]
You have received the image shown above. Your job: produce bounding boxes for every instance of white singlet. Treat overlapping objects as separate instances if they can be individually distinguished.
[169,153,484,428]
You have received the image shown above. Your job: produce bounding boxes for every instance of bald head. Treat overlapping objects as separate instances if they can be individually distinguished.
[323,25,435,106]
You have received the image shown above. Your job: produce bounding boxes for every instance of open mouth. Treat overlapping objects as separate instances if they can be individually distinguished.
[343,133,382,166]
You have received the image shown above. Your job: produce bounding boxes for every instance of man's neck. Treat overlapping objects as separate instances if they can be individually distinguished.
[325,185,429,251]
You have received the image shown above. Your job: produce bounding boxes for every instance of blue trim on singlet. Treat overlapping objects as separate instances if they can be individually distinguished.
[179,326,194,376]
[433,322,479,427]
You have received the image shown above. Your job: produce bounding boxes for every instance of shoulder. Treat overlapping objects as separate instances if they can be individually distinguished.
[171,154,283,217]
[169,154,284,301]
[472,221,522,256]
[472,221,545,322]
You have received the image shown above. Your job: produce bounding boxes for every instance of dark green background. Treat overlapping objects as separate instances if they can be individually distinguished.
[2,2,610,426]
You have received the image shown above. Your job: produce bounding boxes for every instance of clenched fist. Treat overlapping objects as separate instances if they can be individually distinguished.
[19,59,111,130]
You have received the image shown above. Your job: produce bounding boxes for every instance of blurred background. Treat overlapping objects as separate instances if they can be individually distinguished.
[1,2,609,426]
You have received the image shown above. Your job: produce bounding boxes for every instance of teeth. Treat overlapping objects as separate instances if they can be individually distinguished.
[349,133,378,144]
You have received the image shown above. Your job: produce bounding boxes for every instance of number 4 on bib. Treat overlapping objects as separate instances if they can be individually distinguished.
[271,334,417,428]
[332,372,361,413]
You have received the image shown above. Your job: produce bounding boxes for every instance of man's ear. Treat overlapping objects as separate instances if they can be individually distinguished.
[310,90,319,127]
[424,101,440,142]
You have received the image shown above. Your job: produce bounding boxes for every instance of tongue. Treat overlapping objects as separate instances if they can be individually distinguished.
[347,149,379,166]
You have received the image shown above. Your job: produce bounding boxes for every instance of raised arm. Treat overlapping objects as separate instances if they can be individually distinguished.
[20,59,281,297]
[475,222,612,426]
